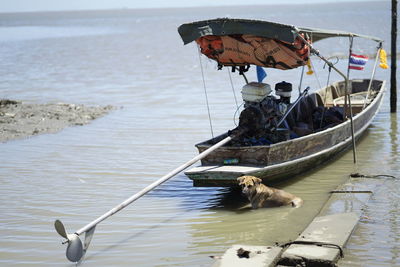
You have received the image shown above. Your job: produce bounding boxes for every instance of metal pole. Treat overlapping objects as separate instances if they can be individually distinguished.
[346,36,354,79]
[298,65,305,96]
[274,86,310,130]
[391,0,397,113]
[344,37,354,120]
[55,125,246,262]
[345,36,357,164]
[363,45,382,109]
[74,130,242,235]
[294,31,357,163]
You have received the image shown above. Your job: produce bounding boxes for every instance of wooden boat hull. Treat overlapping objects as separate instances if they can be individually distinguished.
[185,79,386,187]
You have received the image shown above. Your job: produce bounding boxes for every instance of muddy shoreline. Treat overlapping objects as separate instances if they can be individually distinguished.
[0,99,114,143]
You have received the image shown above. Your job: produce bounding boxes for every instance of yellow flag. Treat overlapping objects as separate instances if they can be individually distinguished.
[379,49,389,69]
[306,59,314,75]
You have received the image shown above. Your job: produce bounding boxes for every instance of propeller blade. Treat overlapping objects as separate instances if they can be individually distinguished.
[66,234,84,262]
[83,226,96,253]
[54,220,68,239]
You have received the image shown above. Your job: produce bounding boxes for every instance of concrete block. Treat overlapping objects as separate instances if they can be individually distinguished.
[319,178,374,217]
[280,212,359,266]
[212,245,282,267]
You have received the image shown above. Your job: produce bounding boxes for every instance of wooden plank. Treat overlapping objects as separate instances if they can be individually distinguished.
[279,213,359,266]
[212,245,282,267]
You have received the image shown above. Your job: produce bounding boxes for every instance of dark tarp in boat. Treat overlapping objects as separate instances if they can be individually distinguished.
[178,18,382,70]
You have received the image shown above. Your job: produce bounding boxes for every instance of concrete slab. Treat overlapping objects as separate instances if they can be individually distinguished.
[213,178,377,266]
[212,245,282,267]
[279,212,359,266]
[319,178,374,217]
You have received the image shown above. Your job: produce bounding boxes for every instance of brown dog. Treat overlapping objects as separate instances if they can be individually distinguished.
[237,176,303,209]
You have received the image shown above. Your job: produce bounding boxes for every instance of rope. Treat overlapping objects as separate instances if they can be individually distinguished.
[319,56,339,128]
[197,46,214,138]
[310,58,322,90]
[227,68,239,110]
[233,102,244,127]
[319,67,332,128]
[350,173,397,179]
[227,68,243,126]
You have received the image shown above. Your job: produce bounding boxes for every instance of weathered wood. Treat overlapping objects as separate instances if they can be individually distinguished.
[185,79,386,186]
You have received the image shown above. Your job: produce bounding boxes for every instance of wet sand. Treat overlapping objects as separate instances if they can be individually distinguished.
[0,99,113,143]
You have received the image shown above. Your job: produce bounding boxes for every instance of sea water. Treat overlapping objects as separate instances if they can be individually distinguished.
[0,1,399,266]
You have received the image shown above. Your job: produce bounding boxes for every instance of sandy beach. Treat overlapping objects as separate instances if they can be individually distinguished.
[0,99,113,143]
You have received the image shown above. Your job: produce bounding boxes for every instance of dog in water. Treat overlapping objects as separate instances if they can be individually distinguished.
[237,176,303,209]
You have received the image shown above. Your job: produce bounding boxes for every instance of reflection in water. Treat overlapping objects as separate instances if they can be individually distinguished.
[390,113,398,164]
[340,110,400,266]
[388,113,400,264]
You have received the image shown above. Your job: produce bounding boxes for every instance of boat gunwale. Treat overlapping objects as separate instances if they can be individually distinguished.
[186,79,385,186]
[195,79,386,151]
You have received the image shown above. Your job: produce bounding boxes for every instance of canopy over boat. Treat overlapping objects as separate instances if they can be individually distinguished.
[178,18,382,70]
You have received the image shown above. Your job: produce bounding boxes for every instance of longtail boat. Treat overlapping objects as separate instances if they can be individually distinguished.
[53,19,388,263]
[178,19,387,187]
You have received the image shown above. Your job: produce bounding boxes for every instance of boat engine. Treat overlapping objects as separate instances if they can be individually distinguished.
[275,81,292,104]
[237,81,293,144]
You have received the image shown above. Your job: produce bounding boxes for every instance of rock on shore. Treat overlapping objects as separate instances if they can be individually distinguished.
[0,99,114,143]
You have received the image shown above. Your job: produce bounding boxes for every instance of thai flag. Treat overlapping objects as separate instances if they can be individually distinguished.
[349,53,368,70]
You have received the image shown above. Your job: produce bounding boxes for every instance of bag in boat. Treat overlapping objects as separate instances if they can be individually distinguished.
[196,34,310,70]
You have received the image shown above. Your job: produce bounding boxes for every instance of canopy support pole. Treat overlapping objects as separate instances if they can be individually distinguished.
[298,65,305,96]
[294,31,357,164]
[344,37,354,120]
[363,43,382,109]
[345,36,357,164]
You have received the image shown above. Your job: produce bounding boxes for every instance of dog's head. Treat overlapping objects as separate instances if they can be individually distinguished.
[237,176,262,195]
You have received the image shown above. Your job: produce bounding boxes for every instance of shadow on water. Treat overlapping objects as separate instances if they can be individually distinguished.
[205,186,250,211]
[82,209,195,264]
[150,174,250,211]
[79,182,249,264]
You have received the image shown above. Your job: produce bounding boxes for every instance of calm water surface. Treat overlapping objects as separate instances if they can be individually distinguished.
[0,2,399,266]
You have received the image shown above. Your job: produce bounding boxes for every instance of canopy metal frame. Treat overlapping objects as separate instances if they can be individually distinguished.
[178,18,383,45]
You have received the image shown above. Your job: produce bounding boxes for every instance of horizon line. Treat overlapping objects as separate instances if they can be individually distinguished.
[0,0,383,15]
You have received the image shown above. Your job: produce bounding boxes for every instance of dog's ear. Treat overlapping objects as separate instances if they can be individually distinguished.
[252,177,263,185]
[237,177,244,183]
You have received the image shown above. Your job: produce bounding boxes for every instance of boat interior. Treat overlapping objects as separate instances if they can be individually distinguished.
[202,79,383,147]
[288,79,381,132]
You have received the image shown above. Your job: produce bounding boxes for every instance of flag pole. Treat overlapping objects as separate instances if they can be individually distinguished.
[346,36,357,164]
[344,36,354,119]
